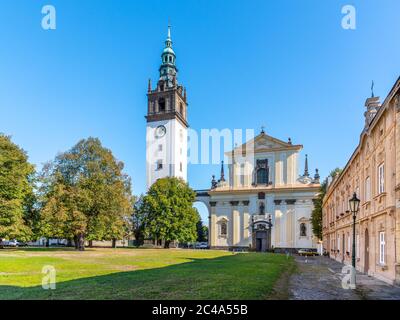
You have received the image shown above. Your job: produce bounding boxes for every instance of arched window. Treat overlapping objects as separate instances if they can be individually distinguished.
[300,223,307,237]
[259,202,265,215]
[257,168,267,184]
[158,98,165,112]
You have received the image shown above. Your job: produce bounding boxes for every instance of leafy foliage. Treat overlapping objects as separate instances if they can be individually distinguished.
[132,194,147,246]
[141,177,199,248]
[195,210,208,242]
[38,138,133,250]
[0,134,36,241]
[311,167,342,240]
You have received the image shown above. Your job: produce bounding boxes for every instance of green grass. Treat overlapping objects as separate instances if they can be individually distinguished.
[0,248,293,300]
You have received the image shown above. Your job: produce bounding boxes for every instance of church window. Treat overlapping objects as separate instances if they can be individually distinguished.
[220,221,227,237]
[257,168,268,184]
[300,223,307,237]
[158,98,166,112]
[259,202,265,215]
[169,56,172,62]
[180,102,183,115]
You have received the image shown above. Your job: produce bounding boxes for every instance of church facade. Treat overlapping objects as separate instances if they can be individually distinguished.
[203,132,321,252]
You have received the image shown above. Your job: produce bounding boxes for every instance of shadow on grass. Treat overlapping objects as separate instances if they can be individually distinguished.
[0,253,293,300]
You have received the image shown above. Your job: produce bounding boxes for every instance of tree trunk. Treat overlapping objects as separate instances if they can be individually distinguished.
[164,240,171,249]
[112,239,116,248]
[88,240,93,248]
[74,235,78,249]
[67,238,72,247]
[45,238,50,247]
[77,234,85,251]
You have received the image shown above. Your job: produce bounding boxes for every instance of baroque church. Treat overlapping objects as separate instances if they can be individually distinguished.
[201,133,321,252]
[146,26,320,252]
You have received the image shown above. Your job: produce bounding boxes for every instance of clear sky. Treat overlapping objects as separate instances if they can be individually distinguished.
[1,0,399,223]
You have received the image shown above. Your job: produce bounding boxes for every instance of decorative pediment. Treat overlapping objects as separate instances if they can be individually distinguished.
[254,134,291,150]
[226,132,302,156]
[298,217,309,222]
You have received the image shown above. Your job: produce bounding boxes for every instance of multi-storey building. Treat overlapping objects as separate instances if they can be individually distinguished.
[322,77,400,284]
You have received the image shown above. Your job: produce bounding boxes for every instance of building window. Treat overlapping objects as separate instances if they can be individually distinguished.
[180,162,182,172]
[259,202,265,215]
[156,160,163,170]
[240,163,245,186]
[365,176,371,201]
[158,98,166,112]
[300,223,307,237]
[220,221,227,237]
[337,235,340,252]
[158,144,162,152]
[180,102,183,115]
[378,163,385,194]
[379,231,385,264]
[257,168,268,184]
[347,233,350,254]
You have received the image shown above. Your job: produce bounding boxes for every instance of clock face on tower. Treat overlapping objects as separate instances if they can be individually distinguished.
[155,125,166,138]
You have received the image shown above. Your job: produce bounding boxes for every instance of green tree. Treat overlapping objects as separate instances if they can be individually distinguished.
[142,177,199,248]
[132,195,148,246]
[311,167,342,240]
[38,137,133,250]
[195,210,208,242]
[0,134,35,244]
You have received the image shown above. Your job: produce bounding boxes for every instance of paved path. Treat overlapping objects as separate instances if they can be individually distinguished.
[288,256,400,300]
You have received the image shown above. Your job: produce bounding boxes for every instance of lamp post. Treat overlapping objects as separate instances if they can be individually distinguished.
[349,192,360,269]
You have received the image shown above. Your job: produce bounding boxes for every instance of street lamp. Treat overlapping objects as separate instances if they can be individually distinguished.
[349,192,360,269]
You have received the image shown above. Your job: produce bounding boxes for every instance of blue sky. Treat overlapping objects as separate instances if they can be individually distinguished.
[0,0,399,222]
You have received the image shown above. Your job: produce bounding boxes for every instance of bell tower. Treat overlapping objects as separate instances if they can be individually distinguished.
[146,25,188,188]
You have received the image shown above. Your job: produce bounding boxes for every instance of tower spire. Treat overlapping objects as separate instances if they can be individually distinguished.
[371,80,375,98]
[159,22,177,85]
[304,154,309,177]
[220,161,225,182]
[167,20,171,40]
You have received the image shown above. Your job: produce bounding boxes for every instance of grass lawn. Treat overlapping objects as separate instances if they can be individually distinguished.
[0,248,294,300]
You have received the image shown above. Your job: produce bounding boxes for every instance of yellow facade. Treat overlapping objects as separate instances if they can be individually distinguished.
[322,77,400,284]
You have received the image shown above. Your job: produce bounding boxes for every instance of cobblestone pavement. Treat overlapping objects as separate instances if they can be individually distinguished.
[288,255,400,300]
